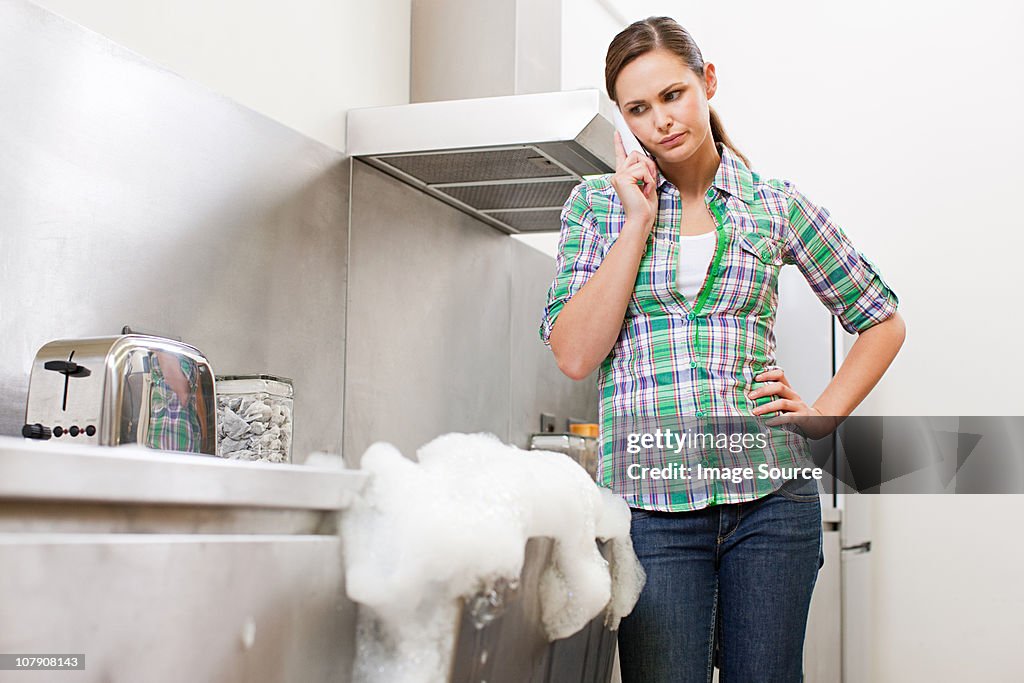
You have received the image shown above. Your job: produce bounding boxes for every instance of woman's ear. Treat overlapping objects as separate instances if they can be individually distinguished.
[703,63,718,100]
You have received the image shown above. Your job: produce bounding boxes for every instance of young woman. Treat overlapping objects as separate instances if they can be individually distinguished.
[539,16,905,683]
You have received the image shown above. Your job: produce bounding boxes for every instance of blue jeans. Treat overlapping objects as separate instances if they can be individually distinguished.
[617,476,824,683]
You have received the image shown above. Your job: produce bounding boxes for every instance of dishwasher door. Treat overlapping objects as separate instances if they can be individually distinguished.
[449,536,618,683]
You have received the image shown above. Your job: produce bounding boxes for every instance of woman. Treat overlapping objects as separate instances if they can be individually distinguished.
[539,16,905,683]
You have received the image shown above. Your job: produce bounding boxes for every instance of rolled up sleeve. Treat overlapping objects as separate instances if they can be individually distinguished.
[539,182,608,348]
[780,183,900,334]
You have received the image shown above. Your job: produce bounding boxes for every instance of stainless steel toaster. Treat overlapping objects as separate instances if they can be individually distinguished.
[22,335,217,455]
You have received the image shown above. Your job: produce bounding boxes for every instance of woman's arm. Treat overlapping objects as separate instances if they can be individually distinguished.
[750,311,905,438]
[811,311,906,419]
[549,224,649,380]
[749,180,905,437]
[549,131,660,380]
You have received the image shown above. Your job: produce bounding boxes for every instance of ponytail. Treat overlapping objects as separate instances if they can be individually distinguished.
[709,106,751,169]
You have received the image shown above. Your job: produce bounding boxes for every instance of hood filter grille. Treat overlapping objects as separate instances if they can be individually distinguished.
[365,145,581,234]
[440,180,578,211]
[381,147,569,184]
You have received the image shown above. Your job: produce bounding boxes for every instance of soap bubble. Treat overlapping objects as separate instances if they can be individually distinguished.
[341,432,646,683]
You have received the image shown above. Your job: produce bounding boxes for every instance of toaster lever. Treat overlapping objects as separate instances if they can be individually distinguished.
[43,360,91,378]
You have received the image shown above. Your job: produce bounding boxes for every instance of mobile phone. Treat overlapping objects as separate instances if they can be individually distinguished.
[611,107,652,159]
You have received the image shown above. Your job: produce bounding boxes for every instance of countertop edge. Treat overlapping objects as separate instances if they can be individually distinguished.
[0,436,367,511]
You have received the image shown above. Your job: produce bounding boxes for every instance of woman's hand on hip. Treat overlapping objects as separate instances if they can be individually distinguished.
[748,367,839,440]
[610,131,659,238]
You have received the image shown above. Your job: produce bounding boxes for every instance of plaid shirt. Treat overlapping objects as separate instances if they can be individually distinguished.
[540,142,899,512]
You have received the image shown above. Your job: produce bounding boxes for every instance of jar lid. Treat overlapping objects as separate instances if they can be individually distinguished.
[217,374,293,384]
[568,423,599,438]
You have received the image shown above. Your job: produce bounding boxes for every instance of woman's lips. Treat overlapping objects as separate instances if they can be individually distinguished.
[660,132,686,147]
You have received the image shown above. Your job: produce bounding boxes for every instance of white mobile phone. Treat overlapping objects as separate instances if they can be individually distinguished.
[611,107,652,159]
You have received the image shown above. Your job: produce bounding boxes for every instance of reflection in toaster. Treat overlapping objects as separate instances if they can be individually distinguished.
[144,351,205,453]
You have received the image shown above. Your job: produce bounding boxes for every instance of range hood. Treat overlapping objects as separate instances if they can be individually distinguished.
[344,0,620,234]
[346,90,616,234]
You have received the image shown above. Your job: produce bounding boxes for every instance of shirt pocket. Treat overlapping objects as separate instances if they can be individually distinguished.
[737,232,784,266]
[719,232,785,315]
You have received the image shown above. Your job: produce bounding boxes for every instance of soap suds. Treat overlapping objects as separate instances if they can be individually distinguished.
[340,432,645,683]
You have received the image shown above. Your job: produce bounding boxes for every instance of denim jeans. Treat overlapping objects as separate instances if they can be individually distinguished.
[617,476,824,683]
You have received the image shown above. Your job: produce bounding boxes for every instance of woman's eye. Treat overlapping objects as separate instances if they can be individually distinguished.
[629,105,646,115]
[665,90,681,101]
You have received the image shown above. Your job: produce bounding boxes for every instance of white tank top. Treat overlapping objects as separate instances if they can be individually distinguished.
[675,231,717,301]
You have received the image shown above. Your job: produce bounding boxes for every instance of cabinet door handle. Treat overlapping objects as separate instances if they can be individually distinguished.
[841,541,871,554]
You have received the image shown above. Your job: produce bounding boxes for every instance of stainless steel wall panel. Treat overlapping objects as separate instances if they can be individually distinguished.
[0,0,348,461]
[344,160,511,464]
[509,239,599,446]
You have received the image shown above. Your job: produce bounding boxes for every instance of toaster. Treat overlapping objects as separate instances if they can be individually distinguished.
[22,335,217,455]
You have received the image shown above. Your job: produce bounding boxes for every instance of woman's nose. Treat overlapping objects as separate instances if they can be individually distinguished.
[654,109,674,132]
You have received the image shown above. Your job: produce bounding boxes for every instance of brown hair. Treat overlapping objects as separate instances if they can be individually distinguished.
[605,16,751,169]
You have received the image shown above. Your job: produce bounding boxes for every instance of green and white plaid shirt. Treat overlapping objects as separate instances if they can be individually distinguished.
[540,142,899,512]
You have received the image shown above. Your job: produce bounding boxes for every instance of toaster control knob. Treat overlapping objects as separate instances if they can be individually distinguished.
[53,426,64,437]
[85,425,96,437]
[69,426,80,437]
[22,423,52,440]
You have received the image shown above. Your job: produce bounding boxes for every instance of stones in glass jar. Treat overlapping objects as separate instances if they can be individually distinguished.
[216,394,292,463]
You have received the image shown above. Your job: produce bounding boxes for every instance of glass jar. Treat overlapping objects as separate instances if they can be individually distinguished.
[528,433,599,482]
[215,375,293,463]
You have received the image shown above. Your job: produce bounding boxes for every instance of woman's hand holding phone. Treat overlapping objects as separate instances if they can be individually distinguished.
[610,131,660,240]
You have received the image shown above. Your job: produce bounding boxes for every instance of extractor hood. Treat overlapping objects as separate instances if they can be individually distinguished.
[344,0,620,234]
[346,89,616,234]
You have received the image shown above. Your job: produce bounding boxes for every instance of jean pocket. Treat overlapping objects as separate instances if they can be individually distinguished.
[630,507,654,521]
[774,476,821,502]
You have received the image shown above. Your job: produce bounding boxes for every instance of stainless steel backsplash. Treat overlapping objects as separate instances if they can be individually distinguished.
[0,0,596,464]
[344,161,598,464]
[0,0,350,460]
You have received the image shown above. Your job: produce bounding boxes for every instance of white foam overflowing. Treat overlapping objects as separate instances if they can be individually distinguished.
[340,432,646,683]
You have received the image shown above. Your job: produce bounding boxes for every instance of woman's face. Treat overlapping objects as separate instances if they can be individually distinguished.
[615,48,718,162]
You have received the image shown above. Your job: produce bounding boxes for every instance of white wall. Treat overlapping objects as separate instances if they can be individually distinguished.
[552,1,1024,681]
[31,0,412,151]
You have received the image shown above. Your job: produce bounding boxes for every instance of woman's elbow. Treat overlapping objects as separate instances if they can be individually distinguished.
[552,345,591,381]
[549,330,593,381]
[556,355,592,381]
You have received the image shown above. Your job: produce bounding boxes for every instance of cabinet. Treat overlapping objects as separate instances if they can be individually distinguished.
[0,437,367,682]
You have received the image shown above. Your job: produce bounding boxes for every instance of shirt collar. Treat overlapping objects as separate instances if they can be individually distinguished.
[655,142,756,204]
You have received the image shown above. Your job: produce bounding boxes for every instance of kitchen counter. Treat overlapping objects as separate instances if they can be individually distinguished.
[0,435,368,682]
